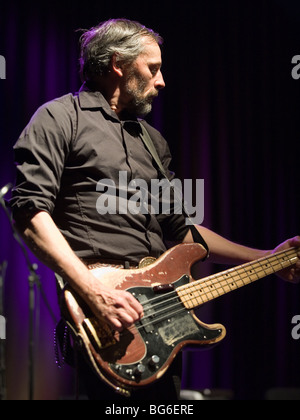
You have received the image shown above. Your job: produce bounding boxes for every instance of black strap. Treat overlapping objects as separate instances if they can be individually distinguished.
[139,123,209,259]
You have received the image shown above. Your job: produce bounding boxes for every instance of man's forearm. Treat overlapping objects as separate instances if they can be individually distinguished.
[14,210,144,330]
[184,225,270,265]
[14,210,92,288]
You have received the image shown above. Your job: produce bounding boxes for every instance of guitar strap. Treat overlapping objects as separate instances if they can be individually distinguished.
[139,122,209,260]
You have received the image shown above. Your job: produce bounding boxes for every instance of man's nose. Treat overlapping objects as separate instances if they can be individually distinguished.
[155,71,165,90]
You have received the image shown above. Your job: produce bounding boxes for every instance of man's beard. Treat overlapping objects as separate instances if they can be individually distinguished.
[124,73,158,117]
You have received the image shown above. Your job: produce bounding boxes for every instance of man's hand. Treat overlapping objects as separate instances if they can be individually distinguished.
[84,277,144,332]
[272,235,300,283]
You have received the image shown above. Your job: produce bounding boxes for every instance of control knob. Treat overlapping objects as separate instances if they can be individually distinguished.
[148,355,160,369]
[133,363,146,376]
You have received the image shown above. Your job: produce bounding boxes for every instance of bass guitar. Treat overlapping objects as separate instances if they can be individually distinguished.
[61,243,299,397]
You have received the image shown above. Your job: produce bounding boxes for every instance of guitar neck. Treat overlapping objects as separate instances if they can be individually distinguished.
[177,247,299,310]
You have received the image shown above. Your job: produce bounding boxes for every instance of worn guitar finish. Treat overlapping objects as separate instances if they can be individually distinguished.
[62,243,299,396]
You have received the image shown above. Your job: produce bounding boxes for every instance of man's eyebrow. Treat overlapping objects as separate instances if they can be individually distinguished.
[148,60,162,68]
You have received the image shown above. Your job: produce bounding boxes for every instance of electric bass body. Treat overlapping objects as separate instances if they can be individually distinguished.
[61,242,299,396]
[61,243,225,396]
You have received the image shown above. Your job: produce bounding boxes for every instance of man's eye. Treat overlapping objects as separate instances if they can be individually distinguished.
[150,67,159,76]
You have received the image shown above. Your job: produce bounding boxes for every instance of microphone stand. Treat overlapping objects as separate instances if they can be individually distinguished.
[0,192,57,400]
[0,260,7,400]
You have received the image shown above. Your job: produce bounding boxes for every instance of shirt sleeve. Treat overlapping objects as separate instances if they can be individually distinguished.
[10,95,75,221]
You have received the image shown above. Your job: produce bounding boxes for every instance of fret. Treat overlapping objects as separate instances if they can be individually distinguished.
[186,282,205,307]
[177,247,299,310]
[203,278,220,300]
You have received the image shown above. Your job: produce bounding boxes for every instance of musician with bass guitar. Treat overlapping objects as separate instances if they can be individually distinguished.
[9,19,300,400]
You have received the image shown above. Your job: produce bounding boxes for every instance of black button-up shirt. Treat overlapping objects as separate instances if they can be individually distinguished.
[10,85,188,264]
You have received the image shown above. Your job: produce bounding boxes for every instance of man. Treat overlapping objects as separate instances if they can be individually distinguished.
[10,19,300,400]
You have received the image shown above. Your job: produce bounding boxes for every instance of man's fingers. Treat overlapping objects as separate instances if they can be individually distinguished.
[98,289,144,331]
[109,308,140,331]
[125,291,144,318]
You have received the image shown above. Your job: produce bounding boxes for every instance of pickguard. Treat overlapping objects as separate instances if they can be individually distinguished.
[107,276,223,383]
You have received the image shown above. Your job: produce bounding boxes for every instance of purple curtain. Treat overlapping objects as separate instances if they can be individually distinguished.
[0,0,299,400]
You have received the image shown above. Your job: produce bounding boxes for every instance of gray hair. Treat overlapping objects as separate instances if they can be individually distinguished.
[79,18,163,81]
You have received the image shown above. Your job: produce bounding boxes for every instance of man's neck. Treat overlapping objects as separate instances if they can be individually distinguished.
[87,77,125,117]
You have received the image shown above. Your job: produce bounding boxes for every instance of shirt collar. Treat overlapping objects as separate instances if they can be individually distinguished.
[78,83,112,110]
[77,83,140,125]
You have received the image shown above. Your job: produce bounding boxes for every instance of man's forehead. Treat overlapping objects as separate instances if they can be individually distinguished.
[138,39,162,62]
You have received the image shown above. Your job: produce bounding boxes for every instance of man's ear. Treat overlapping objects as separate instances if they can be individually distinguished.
[111,53,123,77]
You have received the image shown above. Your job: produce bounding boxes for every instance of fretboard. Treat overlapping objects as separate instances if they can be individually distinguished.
[177,247,299,309]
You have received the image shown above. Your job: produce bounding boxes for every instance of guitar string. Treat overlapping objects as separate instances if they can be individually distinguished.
[176,247,298,307]
[91,249,297,369]
[135,247,297,311]
[96,248,298,340]
[98,247,298,342]
[110,253,294,344]
[134,247,298,321]
[134,249,295,331]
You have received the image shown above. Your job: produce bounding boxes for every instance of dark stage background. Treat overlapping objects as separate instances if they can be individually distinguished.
[0,0,299,400]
